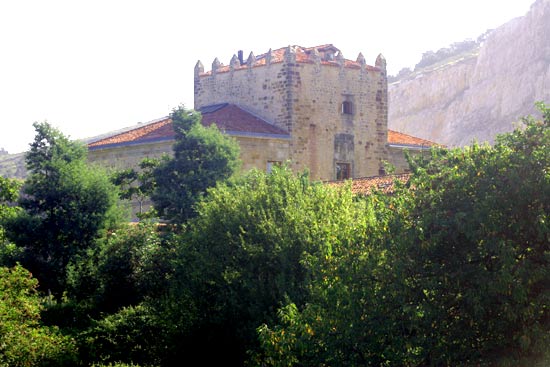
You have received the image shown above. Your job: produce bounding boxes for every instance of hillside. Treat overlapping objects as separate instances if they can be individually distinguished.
[0,151,26,179]
[389,0,550,147]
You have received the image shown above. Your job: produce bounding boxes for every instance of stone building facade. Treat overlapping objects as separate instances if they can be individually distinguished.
[194,44,390,180]
[88,44,438,181]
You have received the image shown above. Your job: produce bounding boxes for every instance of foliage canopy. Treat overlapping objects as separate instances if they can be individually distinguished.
[3,122,125,296]
[0,264,76,366]
[254,102,550,366]
[151,105,240,224]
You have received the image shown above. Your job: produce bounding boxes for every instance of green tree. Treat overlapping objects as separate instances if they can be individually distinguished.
[0,264,77,366]
[3,122,126,296]
[66,222,174,314]
[151,105,240,224]
[397,101,550,365]
[253,183,413,367]
[0,177,22,266]
[111,158,159,219]
[254,102,550,366]
[56,222,178,366]
[165,166,372,365]
[78,304,168,367]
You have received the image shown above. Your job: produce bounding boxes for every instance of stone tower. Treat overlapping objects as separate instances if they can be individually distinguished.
[194,44,389,181]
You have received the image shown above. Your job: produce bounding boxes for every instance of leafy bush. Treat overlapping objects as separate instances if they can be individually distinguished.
[0,176,22,267]
[0,264,77,366]
[79,304,167,367]
[166,166,372,365]
[91,362,147,367]
[254,103,550,366]
[67,222,174,314]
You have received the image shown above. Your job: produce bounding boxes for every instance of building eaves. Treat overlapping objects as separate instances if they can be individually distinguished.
[88,136,175,151]
[387,130,442,148]
[224,130,290,140]
[85,116,170,146]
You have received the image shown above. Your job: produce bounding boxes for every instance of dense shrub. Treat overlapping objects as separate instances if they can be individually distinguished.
[0,264,77,366]
[254,103,550,366]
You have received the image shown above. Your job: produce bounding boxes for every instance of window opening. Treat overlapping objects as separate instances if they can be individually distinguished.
[336,162,351,180]
[341,101,353,115]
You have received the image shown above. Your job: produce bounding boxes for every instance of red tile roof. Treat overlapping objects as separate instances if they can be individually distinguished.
[201,44,380,75]
[88,104,289,149]
[327,173,411,195]
[388,130,440,148]
[88,105,440,150]
[201,104,289,136]
[88,118,172,148]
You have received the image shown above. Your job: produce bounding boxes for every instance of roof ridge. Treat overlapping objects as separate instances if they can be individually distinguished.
[198,103,229,114]
[84,116,169,144]
[388,129,441,147]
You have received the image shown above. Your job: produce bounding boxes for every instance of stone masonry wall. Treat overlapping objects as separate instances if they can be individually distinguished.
[195,61,293,133]
[88,136,290,175]
[388,146,428,174]
[195,47,389,181]
[235,135,290,173]
[289,57,389,180]
[88,140,175,171]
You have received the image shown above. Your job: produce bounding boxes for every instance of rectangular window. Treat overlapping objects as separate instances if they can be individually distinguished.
[336,162,351,180]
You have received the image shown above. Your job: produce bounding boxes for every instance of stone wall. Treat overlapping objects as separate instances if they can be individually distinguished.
[232,135,290,173]
[388,146,428,174]
[88,135,290,175]
[195,60,292,134]
[195,46,389,181]
[88,140,174,171]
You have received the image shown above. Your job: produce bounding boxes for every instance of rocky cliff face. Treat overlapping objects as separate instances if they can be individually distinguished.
[389,0,550,147]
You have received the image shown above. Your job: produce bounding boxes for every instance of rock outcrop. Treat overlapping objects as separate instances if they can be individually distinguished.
[0,152,27,179]
[389,0,550,147]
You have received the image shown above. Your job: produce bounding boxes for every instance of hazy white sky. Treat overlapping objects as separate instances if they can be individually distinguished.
[0,0,535,154]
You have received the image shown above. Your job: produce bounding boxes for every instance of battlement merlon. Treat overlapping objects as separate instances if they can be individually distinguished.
[194,44,385,77]
[375,53,387,71]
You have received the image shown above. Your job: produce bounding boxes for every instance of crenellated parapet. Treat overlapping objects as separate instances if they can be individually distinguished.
[375,53,387,74]
[246,52,256,67]
[194,60,204,79]
[194,44,383,77]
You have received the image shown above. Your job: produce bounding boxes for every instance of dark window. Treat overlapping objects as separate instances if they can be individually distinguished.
[336,162,351,180]
[342,101,353,115]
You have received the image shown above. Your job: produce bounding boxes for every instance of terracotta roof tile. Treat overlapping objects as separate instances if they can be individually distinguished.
[201,104,289,136]
[88,118,172,148]
[327,173,411,195]
[88,104,289,149]
[387,130,441,147]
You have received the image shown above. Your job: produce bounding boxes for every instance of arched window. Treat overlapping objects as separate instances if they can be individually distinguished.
[341,101,353,115]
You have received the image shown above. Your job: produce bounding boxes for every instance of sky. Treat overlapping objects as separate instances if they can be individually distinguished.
[0,0,535,154]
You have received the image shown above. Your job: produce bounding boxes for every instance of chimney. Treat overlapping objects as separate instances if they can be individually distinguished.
[238,50,244,65]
